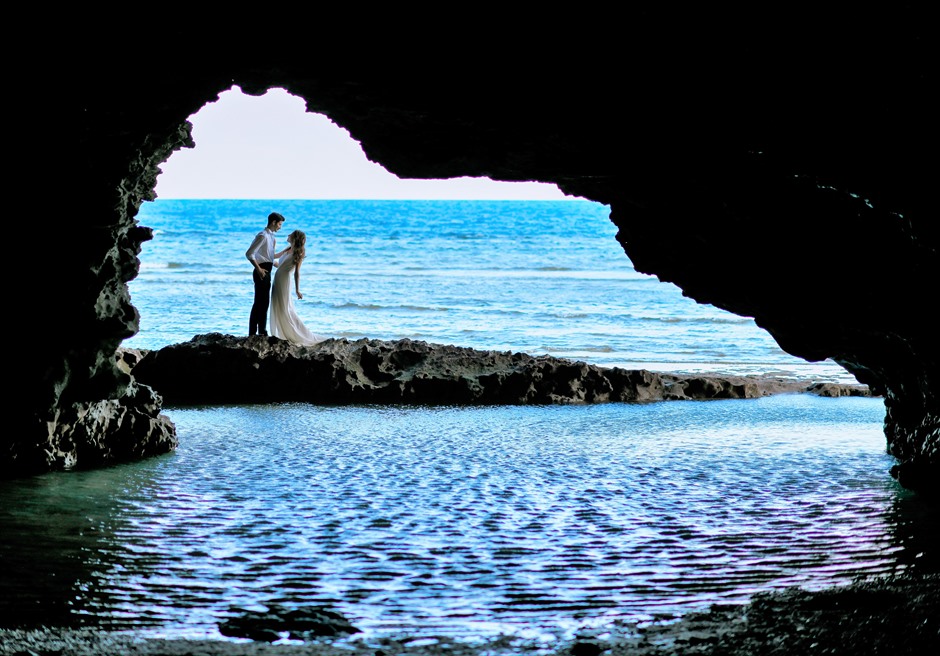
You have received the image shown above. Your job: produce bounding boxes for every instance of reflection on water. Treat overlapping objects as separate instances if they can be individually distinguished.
[1,396,936,643]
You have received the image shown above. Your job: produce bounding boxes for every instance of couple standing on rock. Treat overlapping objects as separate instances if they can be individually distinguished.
[245,211,327,346]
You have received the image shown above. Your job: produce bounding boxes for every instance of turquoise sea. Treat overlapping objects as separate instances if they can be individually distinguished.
[2,199,934,648]
[122,199,856,381]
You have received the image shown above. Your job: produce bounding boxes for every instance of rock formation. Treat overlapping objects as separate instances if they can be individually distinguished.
[15,12,937,495]
[128,333,874,407]
[217,604,360,642]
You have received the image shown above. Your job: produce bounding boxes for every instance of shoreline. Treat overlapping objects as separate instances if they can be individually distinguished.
[2,574,937,656]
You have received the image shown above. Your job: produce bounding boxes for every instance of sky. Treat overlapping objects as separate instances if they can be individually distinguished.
[154,87,571,201]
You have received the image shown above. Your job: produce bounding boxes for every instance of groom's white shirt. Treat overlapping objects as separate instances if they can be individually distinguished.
[246,228,276,265]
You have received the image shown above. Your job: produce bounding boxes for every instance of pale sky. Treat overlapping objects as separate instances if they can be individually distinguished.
[154,87,571,201]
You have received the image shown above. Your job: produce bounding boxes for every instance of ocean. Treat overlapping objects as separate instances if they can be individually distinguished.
[123,199,857,381]
[2,199,933,648]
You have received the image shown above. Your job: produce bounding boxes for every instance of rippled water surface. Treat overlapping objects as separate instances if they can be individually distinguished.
[2,395,936,644]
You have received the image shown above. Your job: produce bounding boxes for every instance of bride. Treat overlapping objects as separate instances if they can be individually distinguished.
[269,229,327,346]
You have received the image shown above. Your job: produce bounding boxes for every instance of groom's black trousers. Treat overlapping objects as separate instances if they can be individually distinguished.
[249,262,274,336]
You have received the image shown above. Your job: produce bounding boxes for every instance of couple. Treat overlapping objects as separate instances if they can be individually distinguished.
[245,211,327,346]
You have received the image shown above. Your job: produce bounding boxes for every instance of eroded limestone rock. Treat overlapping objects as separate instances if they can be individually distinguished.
[129,333,873,407]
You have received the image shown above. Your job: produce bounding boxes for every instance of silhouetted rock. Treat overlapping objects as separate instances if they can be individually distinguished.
[128,333,873,407]
[218,604,360,642]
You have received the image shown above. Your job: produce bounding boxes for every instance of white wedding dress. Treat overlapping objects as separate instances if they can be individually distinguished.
[270,251,327,346]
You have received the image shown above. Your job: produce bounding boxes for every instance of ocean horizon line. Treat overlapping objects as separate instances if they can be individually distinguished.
[148,196,596,203]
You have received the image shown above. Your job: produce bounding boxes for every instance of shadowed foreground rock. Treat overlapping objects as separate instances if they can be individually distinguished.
[218,605,361,642]
[9,379,177,476]
[127,333,874,407]
[1,574,936,656]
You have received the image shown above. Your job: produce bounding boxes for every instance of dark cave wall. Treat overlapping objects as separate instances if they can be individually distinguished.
[14,15,937,490]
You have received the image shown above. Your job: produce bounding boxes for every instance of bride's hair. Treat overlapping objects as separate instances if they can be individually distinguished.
[289,230,307,265]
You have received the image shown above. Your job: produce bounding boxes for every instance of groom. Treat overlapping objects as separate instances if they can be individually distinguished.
[245,211,285,336]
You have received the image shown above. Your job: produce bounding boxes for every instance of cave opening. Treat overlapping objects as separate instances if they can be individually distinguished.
[6,58,934,648]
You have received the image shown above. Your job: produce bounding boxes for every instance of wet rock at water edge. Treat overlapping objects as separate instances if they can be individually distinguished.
[217,604,361,642]
[127,333,874,406]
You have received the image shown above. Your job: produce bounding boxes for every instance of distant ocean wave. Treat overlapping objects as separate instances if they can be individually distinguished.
[330,303,453,313]
[388,268,643,280]
[651,314,754,324]
[439,232,490,239]
[332,301,390,311]
[329,302,459,313]
[542,345,616,354]
[142,229,237,238]
[533,311,592,319]
[138,261,236,271]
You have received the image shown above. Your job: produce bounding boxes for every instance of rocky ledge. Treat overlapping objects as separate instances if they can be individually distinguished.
[124,333,874,407]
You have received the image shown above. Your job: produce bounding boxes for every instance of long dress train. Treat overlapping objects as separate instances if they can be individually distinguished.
[269,251,326,346]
